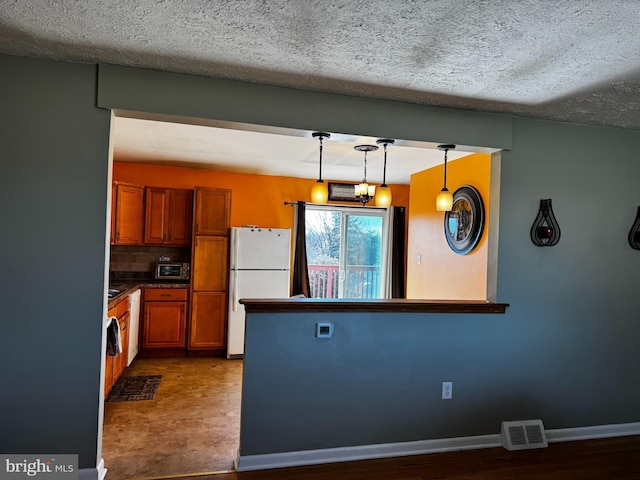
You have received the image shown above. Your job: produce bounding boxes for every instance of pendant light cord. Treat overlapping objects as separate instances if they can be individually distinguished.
[363,151,368,182]
[382,143,388,185]
[442,148,448,189]
[318,136,324,181]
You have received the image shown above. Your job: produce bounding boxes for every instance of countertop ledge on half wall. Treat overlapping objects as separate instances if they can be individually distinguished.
[239,298,509,314]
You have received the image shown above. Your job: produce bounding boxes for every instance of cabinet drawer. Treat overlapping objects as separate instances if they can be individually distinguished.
[144,288,188,302]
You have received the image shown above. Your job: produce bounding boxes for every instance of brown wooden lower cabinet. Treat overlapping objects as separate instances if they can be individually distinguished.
[189,291,226,350]
[104,297,130,397]
[143,302,187,348]
[104,350,114,397]
[142,288,188,351]
[114,312,130,378]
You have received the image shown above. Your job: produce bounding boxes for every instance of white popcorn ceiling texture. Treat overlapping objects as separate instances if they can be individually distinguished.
[2,1,639,181]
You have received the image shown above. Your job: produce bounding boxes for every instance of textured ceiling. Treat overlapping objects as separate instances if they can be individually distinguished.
[2,0,640,180]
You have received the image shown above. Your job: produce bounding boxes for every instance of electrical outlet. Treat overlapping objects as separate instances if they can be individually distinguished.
[442,381,452,400]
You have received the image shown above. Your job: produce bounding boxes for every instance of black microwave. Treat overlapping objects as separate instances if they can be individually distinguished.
[155,262,190,280]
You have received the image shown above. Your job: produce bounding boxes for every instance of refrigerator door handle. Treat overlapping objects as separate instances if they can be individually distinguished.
[233,229,240,269]
[232,271,239,311]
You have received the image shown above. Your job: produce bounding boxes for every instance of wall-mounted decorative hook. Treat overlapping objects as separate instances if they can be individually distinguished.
[530,199,561,246]
[629,206,640,250]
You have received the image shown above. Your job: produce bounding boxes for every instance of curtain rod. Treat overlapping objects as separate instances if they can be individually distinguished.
[284,201,388,211]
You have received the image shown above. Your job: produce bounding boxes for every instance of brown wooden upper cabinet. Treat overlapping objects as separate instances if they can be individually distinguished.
[113,183,144,245]
[144,188,193,245]
[194,188,231,236]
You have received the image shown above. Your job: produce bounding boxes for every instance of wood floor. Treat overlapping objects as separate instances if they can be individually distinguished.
[210,435,640,480]
[102,357,242,479]
[103,358,640,480]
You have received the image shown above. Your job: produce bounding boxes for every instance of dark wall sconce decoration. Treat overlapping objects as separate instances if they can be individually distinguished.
[530,199,561,246]
[629,206,640,250]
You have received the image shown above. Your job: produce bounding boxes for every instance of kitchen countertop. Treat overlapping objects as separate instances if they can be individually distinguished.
[108,281,190,308]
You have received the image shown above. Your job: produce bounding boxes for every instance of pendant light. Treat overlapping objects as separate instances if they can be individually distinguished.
[436,144,455,211]
[310,132,330,204]
[375,139,394,207]
[354,144,378,205]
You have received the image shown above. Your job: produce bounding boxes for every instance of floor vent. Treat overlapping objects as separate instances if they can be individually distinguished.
[501,419,548,451]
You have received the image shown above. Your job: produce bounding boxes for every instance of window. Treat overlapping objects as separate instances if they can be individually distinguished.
[305,205,389,299]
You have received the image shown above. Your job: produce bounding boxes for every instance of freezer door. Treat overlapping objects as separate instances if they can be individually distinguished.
[227,269,291,357]
[231,227,291,270]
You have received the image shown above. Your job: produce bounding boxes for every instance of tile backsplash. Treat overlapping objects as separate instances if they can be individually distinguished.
[109,245,191,273]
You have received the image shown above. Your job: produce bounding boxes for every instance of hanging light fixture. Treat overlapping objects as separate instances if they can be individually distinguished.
[375,139,394,207]
[354,144,378,205]
[436,144,456,211]
[310,132,330,204]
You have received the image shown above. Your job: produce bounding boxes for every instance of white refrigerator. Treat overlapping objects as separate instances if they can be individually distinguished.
[227,227,291,358]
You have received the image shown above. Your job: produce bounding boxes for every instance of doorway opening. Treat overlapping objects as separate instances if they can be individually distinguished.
[305,204,390,299]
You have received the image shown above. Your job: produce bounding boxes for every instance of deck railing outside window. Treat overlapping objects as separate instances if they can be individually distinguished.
[308,264,380,299]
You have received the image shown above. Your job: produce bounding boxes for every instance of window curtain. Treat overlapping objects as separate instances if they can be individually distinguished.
[385,206,406,298]
[291,201,311,297]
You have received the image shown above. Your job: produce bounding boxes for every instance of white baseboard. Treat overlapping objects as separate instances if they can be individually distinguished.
[79,458,107,480]
[235,434,501,472]
[235,421,640,472]
[547,421,640,443]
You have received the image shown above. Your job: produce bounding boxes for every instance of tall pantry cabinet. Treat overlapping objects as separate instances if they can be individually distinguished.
[189,188,231,354]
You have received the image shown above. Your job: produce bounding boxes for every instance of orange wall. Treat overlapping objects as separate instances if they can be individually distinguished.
[406,153,491,300]
[113,162,410,232]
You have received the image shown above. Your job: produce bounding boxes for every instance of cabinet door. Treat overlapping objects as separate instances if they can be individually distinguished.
[168,189,193,245]
[104,353,114,397]
[194,188,230,236]
[192,236,228,291]
[115,312,130,378]
[144,188,193,245]
[143,302,187,349]
[144,187,168,244]
[114,184,144,245]
[190,292,226,349]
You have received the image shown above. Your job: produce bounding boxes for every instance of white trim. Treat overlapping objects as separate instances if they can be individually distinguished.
[235,434,501,472]
[79,458,107,480]
[547,422,640,443]
[235,421,640,472]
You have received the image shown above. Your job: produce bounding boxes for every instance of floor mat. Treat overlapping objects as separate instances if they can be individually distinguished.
[106,375,162,402]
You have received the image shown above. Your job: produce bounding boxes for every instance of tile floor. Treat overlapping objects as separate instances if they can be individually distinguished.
[102,357,243,479]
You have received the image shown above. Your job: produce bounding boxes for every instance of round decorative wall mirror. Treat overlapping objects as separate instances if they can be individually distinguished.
[444,185,485,255]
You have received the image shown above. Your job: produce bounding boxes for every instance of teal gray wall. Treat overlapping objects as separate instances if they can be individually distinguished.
[241,311,512,454]
[97,64,513,152]
[239,117,640,455]
[0,54,110,467]
[497,118,640,427]
[2,54,639,467]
